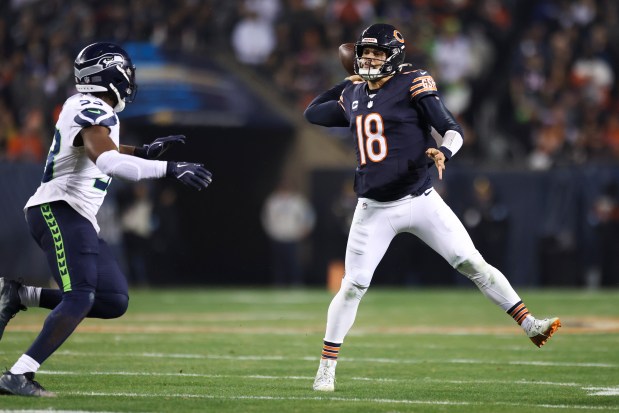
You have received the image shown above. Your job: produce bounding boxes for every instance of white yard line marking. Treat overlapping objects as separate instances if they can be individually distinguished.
[45,350,619,368]
[50,391,619,410]
[584,387,619,396]
[36,369,591,387]
[38,370,618,402]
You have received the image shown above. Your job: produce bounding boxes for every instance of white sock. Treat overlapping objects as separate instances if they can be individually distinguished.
[10,354,40,374]
[324,278,367,343]
[521,315,535,332]
[18,285,41,308]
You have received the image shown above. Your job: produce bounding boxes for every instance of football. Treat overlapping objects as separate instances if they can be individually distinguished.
[338,43,355,75]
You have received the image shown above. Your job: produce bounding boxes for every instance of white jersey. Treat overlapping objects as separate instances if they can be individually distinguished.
[25,93,120,233]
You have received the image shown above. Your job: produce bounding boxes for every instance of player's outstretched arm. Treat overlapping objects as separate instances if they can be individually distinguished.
[83,126,213,191]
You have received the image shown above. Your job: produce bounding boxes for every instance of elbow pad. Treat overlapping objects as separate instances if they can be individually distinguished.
[96,150,167,181]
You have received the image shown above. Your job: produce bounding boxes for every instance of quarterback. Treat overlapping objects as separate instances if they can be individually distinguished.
[304,24,561,392]
[0,42,212,396]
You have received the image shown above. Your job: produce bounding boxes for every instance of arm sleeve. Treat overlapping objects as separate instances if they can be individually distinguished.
[304,80,349,127]
[417,95,464,160]
[96,150,167,182]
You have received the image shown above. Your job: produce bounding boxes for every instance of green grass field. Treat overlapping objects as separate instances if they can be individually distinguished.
[0,287,617,412]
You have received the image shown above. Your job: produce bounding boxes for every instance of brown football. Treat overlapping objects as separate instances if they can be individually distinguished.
[338,43,355,75]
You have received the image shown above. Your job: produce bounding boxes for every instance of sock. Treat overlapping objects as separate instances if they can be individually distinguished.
[506,300,531,325]
[321,340,341,361]
[18,286,41,308]
[10,354,40,374]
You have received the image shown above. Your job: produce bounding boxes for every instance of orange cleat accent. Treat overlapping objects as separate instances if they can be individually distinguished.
[528,317,561,348]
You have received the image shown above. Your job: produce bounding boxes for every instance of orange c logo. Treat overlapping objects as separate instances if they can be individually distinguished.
[394,30,405,43]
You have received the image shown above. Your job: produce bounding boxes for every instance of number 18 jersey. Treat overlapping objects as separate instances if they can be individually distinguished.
[339,70,439,202]
[25,93,120,233]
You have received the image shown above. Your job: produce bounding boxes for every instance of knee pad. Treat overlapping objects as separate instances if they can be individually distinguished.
[102,293,129,319]
[88,293,129,319]
[455,251,489,282]
[62,290,95,318]
[340,277,368,301]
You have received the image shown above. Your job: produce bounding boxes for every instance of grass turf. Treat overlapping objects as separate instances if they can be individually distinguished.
[0,287,617,412]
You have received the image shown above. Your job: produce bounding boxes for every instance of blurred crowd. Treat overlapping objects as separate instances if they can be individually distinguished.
[1,0,619,168]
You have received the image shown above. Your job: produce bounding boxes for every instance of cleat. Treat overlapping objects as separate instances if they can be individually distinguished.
[313,358,336,391]
[0,278,26,341]
[0,372,55,397]
[525,317,561,348]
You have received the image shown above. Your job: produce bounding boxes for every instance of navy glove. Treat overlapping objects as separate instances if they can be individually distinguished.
[134,135,186,159]
[167,162,213,191]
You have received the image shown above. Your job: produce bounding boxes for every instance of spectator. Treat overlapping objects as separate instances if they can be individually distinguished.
[261,178,316,286]
[120,183,154,287]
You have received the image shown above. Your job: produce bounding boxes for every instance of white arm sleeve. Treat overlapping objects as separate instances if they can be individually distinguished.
[96,150,167,182]
[440,130,463,156]
[431,128,463,157]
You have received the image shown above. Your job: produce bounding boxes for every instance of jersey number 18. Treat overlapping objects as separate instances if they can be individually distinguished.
[355,113,388,165]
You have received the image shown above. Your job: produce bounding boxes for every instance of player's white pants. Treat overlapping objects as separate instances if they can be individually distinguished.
[324,188,522,343]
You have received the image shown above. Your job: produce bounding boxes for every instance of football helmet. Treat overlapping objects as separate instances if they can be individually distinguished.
[354,24,406,81]
[74,42,137,112]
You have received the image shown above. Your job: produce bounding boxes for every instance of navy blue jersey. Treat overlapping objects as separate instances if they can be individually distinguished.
[305,69,461,202]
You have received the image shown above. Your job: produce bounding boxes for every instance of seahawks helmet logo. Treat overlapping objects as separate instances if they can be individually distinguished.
[100,54,125,68]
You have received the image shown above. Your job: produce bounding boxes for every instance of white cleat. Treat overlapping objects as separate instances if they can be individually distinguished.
[525,317,561,348]
[313,358,336,392]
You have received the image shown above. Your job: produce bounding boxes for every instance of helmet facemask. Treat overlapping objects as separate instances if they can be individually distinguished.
[354,46,404,81]
[107,64,137,112]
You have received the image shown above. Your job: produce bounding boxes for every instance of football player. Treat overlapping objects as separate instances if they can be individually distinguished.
[304,24,561,392]
[0,42,213,396]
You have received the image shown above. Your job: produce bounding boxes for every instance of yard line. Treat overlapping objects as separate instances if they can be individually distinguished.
[584,387,619,396]
[37,369,591,388]
[56,391,619,410]
[47,350,619,368]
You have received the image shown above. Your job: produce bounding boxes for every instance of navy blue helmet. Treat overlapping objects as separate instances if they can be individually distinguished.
[354,24,406,81]
[74,42,137,112]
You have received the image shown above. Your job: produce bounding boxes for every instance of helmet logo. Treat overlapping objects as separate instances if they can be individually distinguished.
[100,54,124,68]
[394,30,405,43]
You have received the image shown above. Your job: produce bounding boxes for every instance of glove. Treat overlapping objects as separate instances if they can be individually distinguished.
[167,162,213,191]
[134,135,186,159]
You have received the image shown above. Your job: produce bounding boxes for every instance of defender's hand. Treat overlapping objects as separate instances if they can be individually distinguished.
[135,135,186,159]
[426,148,446,180]
[167,162,212,191]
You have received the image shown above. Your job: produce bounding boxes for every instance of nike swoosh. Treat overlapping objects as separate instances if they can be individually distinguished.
[87,109,102,114]
[424,189,433,196]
